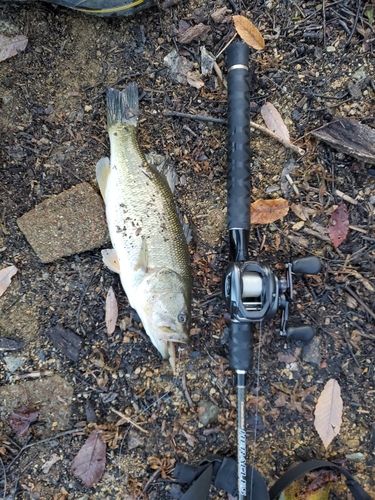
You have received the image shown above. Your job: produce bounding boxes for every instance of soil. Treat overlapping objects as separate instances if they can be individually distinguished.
[0,1,375,499]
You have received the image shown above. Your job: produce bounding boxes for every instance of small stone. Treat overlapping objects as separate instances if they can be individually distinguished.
[197,400,219,427]
[127,429,145,450]
[345,452,365,462]
[4,355,26,372]
[352,67,366,81]
[326,46,336,52]
[302,336,321,367]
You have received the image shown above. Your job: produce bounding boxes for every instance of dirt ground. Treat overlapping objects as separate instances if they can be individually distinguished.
[0,0,375,499]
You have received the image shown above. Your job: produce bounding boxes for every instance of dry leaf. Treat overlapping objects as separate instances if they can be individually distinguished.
[251,198,289,224]
[328,201,349,248]
[233,15,265,50]
[0,265,18,297]
[261,102,290,142]
[105,287,118,335]
[42,454,61,473]
[314,379,343,448]
[71,431,106,488]
[0,34,28,62]
[186,71,204,89]
[6,406,39,436]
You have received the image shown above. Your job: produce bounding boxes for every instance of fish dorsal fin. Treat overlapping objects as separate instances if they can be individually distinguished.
[145,153,176,194]
[96,157,111,200]
[133,237,148,273]
[101,248,120,274]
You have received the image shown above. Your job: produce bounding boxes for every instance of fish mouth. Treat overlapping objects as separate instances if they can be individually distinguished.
[158,326,189,344]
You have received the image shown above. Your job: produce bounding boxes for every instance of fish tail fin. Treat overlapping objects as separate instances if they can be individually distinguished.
[106,83,139,129]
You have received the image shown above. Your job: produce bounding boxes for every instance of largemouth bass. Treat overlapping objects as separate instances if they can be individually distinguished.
[96,83,191,370]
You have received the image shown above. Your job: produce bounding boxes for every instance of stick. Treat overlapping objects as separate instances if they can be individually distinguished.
[250,121,305,156]
[344,286,375,321]
[165,111,306,155]
[111,408,150,435]
[182,370,194,408]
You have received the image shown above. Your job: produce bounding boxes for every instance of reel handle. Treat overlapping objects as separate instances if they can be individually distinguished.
[286,325,315,342]
[292,256,322,274]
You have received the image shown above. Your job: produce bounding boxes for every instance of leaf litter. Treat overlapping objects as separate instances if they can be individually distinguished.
[0,265,18,297]
[71,431,107,488]
[314,379,343,448]
[328,201,349,249]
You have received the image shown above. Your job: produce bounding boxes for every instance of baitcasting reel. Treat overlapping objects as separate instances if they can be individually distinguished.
[223,255,322,340]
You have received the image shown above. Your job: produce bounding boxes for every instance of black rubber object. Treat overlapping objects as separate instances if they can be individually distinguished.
[229,320,253,371]
[226,42,251,232]
[286,325,315,342]
[292,256,322,274]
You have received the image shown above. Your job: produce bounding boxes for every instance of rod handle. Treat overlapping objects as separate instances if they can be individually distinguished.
[229,321,253,372]
[226,42,251,232]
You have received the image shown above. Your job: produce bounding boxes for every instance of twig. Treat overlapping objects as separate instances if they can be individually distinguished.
[5,429,81,472]
[142,469,161,495]
[0,457,6,500]
[182,370,194,408]
[165,111,306,155]
[285,173,300,196]
[335,189,358,205]
[341,330,360,368]
[164,111,226,124]
[250,121,305,155]
[346,0,361,46]
[111,408,150,435]
[344,286,375,321]
[11,370,54,381]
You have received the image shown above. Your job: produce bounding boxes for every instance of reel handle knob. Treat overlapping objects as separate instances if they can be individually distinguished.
[292,256,322,275]
[286,325,315,342]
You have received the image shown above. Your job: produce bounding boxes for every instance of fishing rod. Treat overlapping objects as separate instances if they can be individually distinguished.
[223,41,322,500]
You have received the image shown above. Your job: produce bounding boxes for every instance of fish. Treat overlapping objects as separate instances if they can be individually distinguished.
[96,83,192,370]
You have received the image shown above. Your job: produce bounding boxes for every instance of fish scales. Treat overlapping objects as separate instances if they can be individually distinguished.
[96,83,191,369]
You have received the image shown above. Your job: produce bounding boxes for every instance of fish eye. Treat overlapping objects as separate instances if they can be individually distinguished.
[178,313,187,324]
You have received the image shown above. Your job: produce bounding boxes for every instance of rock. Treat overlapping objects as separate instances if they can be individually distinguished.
[302,336,321,367]
[0,374,73,439]
[197,400,219,427]
[164,49,194,85]
[17,182,109,263]
[345,452,365,462]
[3,355,25,372]
[127,429,145,450]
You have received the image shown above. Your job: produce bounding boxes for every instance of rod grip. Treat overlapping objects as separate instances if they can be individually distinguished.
[226,42,251,232]
[229,321,253,372]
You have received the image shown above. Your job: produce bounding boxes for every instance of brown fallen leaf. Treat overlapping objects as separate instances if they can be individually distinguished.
[186,70,204,89]
[6,406,39,436]
[105,287,118,336]
[0,34,28,62]
[71,431,106,488]
[314,379,343,448]
[233,15,265,50]
[328,201,349,249]
[260,102,290,143]
[251,198,289,224]
[0,265,18,297]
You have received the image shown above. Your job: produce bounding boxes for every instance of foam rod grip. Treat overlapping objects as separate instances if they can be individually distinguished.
[286,325,315,342]
[228,321,253,372]
[226,42,251,231]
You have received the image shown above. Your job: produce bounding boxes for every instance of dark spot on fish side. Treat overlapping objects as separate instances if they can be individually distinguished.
[114,132,118,136]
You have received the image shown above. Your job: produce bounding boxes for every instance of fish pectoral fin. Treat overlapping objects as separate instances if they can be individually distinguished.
[133,237,148,273]
[101,248,120,274]
[96,157,111,200]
